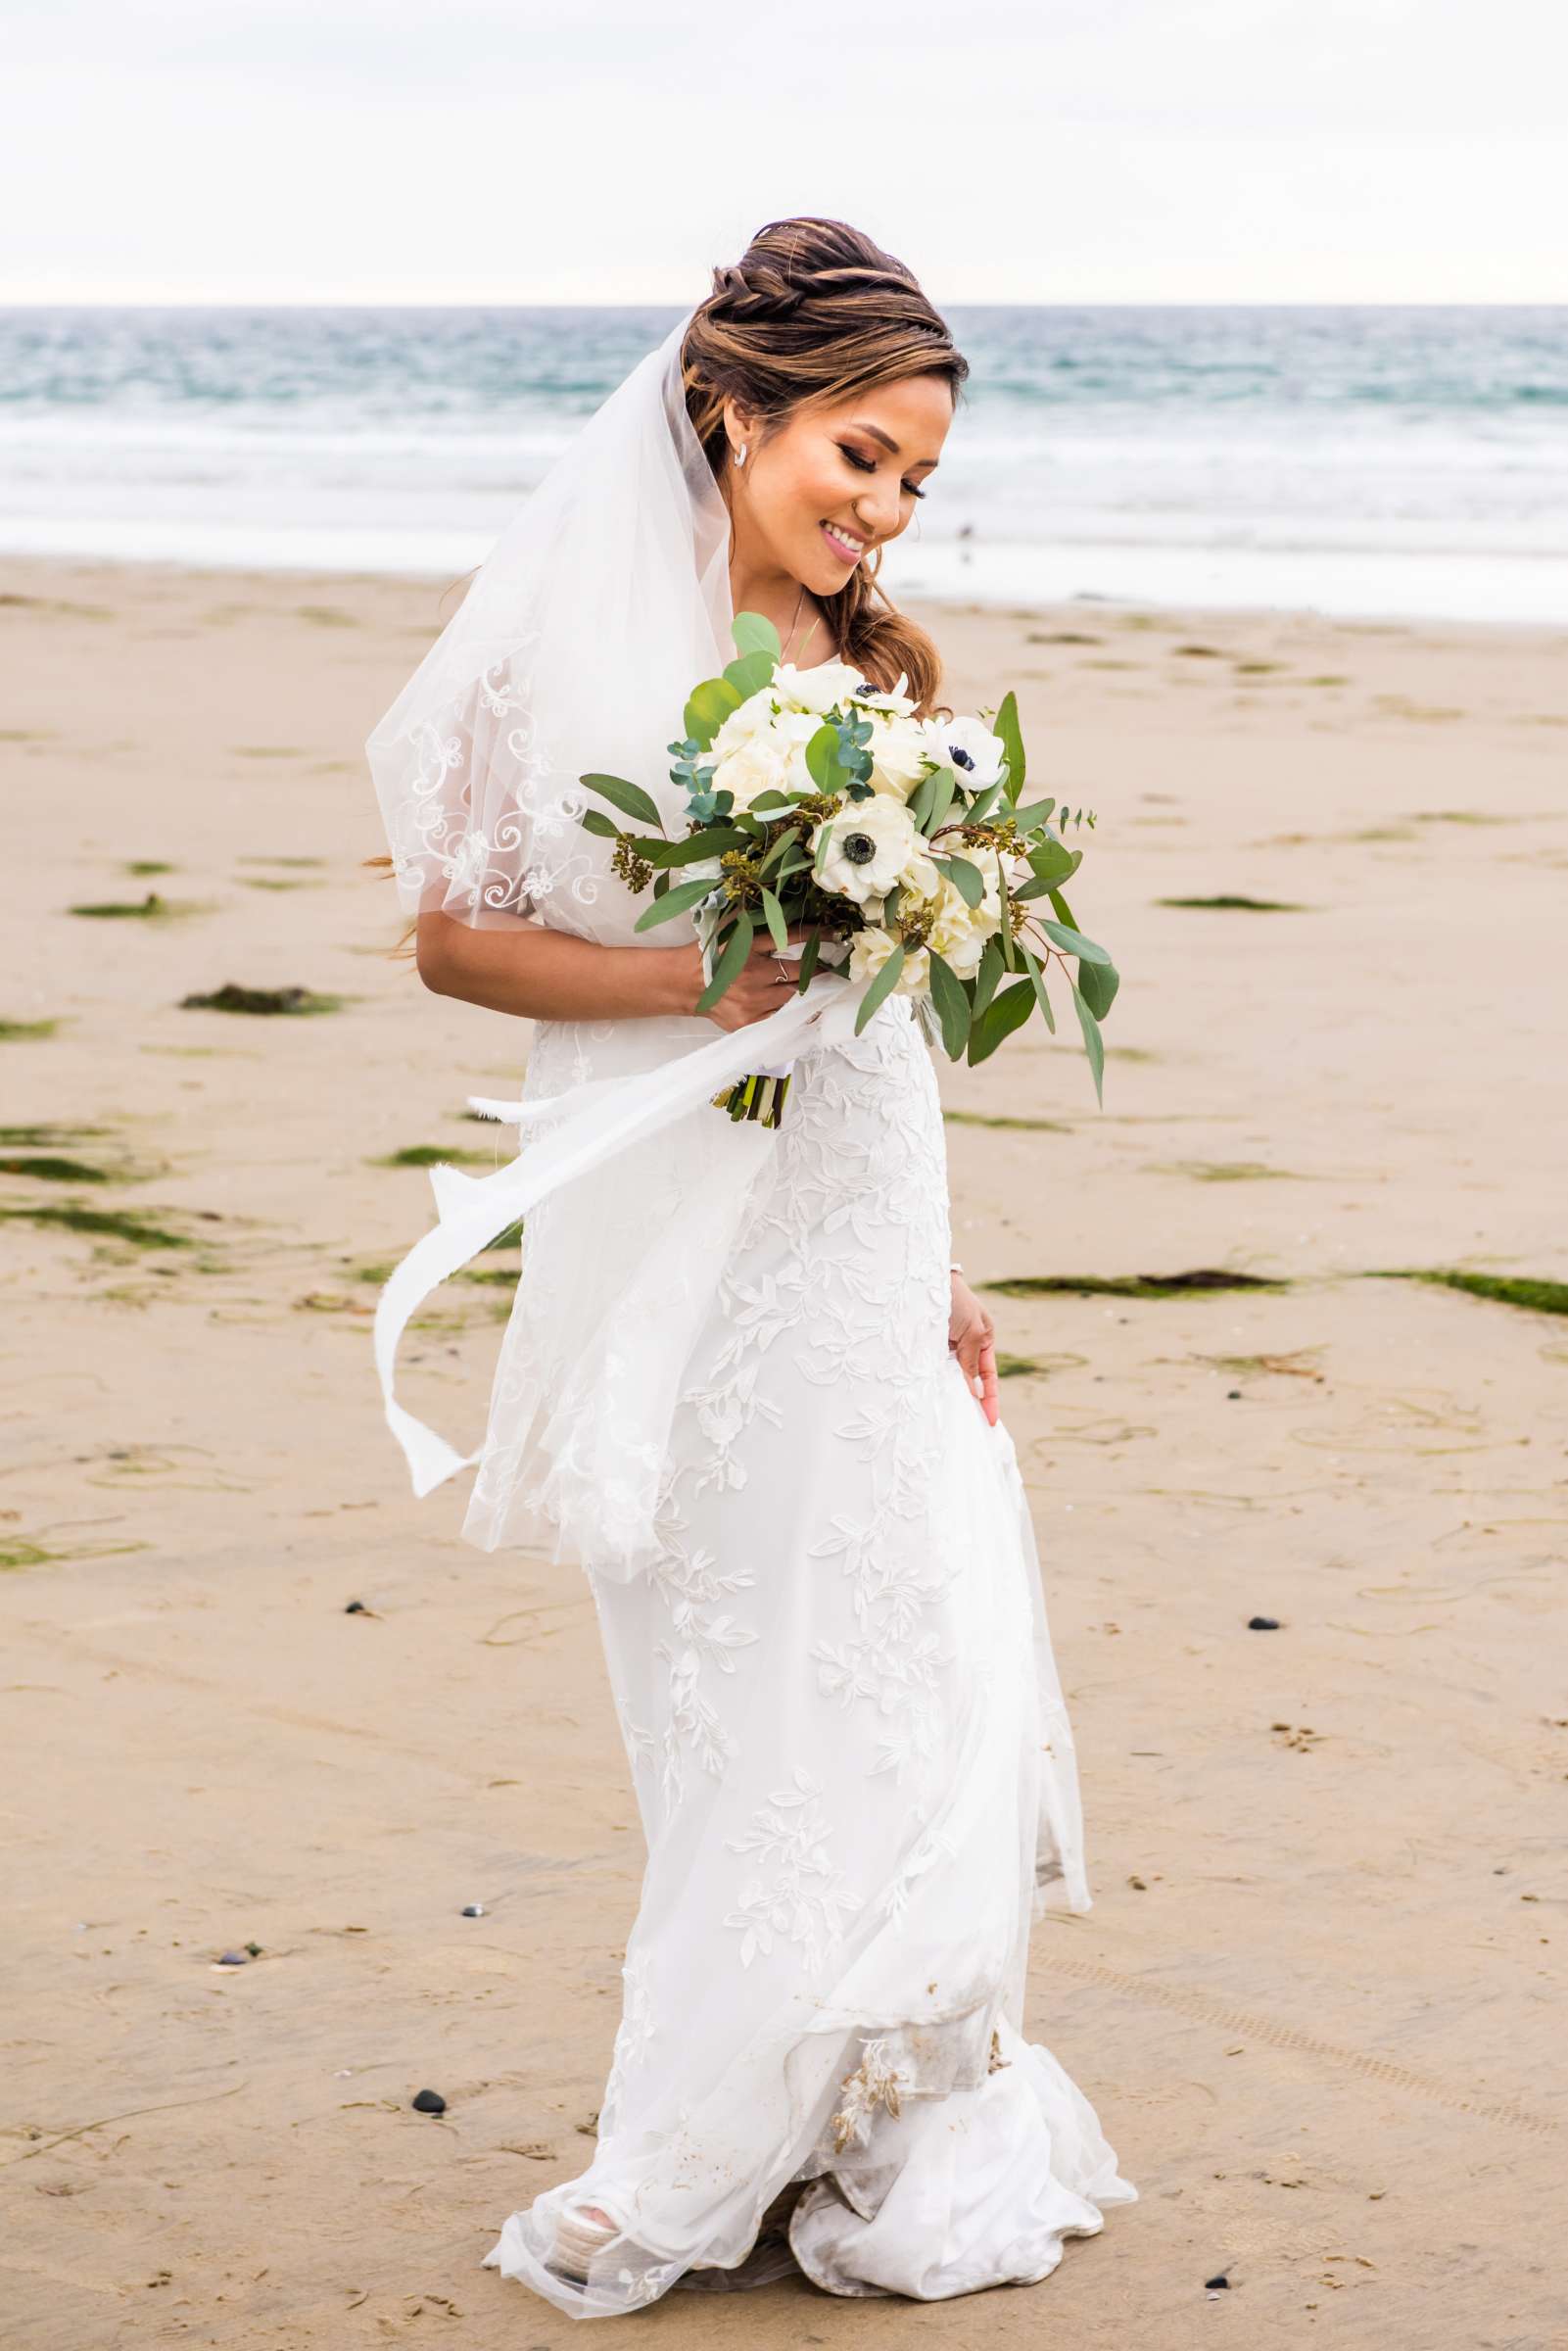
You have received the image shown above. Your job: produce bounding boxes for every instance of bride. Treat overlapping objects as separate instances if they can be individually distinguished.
[366,216,1136,2319]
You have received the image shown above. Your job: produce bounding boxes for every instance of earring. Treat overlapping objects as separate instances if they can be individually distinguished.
[735,442,747,467]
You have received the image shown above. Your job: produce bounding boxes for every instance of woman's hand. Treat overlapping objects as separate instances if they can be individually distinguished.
[679,925,824,1033]
[949,1271,999,1426]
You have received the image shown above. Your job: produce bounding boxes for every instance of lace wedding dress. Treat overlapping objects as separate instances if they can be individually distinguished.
[365,307,1135,2320]
[462,990,1137,2316]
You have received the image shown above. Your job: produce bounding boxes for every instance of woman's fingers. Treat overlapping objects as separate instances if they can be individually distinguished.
[976,1326,999,1427]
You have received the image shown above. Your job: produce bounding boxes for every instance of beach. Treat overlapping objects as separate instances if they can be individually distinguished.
[3,555,1565,2346]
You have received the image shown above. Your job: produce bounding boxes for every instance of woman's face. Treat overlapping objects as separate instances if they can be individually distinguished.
[724,372,952,599]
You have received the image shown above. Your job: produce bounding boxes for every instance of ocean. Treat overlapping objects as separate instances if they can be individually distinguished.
[2,304,1565,624]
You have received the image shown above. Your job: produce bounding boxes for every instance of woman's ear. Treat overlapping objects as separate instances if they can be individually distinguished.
[721,395,758,465]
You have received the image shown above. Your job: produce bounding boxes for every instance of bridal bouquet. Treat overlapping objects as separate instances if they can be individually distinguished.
[577,612,1118,1126]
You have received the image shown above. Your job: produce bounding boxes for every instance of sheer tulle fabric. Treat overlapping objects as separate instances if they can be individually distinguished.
[365,311,732,935]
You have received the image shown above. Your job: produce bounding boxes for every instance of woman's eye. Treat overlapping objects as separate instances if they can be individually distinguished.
[838,444,927,500]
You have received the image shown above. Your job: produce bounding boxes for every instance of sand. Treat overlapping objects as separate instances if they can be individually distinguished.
[2,555,1565,2348]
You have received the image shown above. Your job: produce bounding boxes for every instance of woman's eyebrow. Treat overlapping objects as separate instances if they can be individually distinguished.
[849,419,939,469]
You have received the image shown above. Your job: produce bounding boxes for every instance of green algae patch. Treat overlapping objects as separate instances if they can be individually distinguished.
[1150,1160,1306,1183]
[124,859,175,877]
[943,1110,1071,1133]
[0,1154,117,1184]
[373,1143,498,1169]
[1369,1269,1568,1318]
[69,892,212,922]
[180,984,346,1016]
[0,1201,192,1249]
[1157,894,1307,913]
[0,1017,61,1041]
[983,1269,1287,1302]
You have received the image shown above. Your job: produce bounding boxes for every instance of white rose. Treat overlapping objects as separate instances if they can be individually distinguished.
[772,658,866,716]
[897,847,942,903]
[709,734,794,812]
[927,878,993,979]
[811,795,921,905]
[867,712,931,799]
[709,685,779,758]
[849,924,929,997]
[922,712,1006,792]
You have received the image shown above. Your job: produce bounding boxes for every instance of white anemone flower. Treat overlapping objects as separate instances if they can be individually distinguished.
[921,712,1007,792]
[811,796,922,905]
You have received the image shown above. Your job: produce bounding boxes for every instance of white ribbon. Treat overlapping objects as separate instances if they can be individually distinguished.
[374,975,869,1499]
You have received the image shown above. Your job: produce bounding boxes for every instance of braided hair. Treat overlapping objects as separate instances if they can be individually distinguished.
[683,217,967,715]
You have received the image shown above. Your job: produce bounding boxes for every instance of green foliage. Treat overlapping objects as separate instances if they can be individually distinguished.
[581,771,663,830]
[1069,977,1106,1104]
[633,874,721,931]
[695,911,755,1013]
[926,949,971,1059]
[934,854,984,908]
[967,979,1037,1067]
[732,610,783,663]
[853,943,905,1036]
[995,690,1025,801]
[724,649,776,700]
[684,676,743,749]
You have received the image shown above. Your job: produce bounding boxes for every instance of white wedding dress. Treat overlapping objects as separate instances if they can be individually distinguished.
[364,306,1135,2321]
[462,989,1137,2317]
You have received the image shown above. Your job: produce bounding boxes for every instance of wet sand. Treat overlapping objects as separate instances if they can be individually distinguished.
[3,556,1566,2346]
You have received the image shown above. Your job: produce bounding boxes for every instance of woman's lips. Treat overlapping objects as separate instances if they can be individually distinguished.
[821,520,865,564]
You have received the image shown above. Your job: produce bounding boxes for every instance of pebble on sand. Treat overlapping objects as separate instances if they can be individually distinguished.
[1248,1615,1282,1630]
[411,2088,447,2115]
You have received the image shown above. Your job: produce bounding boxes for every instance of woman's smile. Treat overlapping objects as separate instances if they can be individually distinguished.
[821,518,868,564]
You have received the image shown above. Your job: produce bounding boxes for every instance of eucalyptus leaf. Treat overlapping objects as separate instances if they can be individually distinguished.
[972,935,1004,1020]
[685,676,743,749]
[579,806,620,839]
[966,978,1036,1067]
[760,887,788,954]
[657,827,748,866]
[1076,954,1119,1021]
[935,854,985,909]
[995,691,1025,802]
[927,763,958,836]
[805,723,845,794]
[927,949,972,1060]
[633,873,723,931]
[696,909,754,1012]
[1036,916,1112,965]
[1018,942,1056,1033]
[1069,977,1106,1105]
[1012,796,1058,832]
[724,648,776,700]
[852,942,905,1037]
[732,610,783,663]
[796,928,822,991]
[581,771,663,830]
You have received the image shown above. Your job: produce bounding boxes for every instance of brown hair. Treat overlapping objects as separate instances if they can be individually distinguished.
[682,216,967,716]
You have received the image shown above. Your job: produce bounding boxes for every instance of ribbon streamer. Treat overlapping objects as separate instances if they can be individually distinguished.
[374,975,869,1499]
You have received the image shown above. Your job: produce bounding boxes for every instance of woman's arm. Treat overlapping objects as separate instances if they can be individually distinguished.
[415,910,818,1032]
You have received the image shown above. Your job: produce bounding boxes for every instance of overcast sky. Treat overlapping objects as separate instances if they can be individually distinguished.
[4,0,1564,305]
